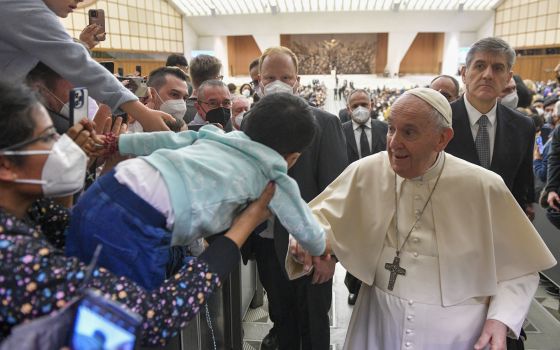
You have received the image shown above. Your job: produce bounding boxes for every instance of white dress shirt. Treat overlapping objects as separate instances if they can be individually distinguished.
[464,96,498,163]
[352,119,372,158]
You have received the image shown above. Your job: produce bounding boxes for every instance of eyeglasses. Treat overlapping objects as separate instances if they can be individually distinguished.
[1,126,59,151]
[250,80,259,88]
[198,99,232,109]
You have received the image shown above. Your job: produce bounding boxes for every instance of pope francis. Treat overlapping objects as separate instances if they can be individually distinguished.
[288,87,556,350]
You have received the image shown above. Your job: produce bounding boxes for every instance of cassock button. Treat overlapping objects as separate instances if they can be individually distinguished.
[414,195,421,200]
[405,341,412,347]
[407,315,414,321]
[412,237,420,243]
[413,252,419,257]
[408,299,414,305]
[414,209,421,215]
[406,329,412,334]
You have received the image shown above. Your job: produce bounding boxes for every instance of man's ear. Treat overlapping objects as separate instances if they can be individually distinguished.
[284,152,301,169]
[0,156,17,182]
[436,127,455,151]
[194,101,205,120]
[460,66,467,84]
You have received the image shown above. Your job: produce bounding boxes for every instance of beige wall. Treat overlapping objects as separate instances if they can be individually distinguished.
[495,0,560,48]
[60,0,184,53]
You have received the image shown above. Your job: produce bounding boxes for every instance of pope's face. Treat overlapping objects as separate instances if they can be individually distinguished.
[387,95,451,179]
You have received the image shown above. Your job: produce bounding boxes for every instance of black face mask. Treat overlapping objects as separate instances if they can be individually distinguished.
[205,107,231,127]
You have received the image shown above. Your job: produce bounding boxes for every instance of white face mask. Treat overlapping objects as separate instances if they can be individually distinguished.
[500,92,519,109]
[43,87,70,118]
[234,112,245,129]
[242,89,251,97]
[351,106,371,124]
[153,88,187,120]
[160,99,187,120]
[262,80,296,96]
[0,134,87,197]
[536,107,544,116]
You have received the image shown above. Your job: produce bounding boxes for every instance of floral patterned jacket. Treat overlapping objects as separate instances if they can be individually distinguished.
[0,199,236,346]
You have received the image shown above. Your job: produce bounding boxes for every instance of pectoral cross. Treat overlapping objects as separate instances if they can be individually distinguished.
[384,255,406,291]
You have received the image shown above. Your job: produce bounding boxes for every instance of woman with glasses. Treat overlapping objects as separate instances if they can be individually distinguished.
[0,82,275,346]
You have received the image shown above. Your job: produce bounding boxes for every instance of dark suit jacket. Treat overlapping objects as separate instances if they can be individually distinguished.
[342,119,388,163]
[274,107,348,270]
[339,108,350,124]
[445,96,535,207]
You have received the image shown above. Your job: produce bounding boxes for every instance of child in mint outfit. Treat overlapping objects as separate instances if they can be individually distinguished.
[66,93,326,290]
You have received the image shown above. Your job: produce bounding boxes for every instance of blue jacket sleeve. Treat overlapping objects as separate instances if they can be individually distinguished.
[119,130,199,156]
[269,174,326,256]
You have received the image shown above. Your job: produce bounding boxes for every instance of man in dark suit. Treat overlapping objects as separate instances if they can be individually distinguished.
[341,88,387,305]
[249,46,347,350]
[445,37,535,350]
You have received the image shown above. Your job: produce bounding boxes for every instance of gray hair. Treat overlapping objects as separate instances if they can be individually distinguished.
[428,108,450,130]
[466,37,515,70]
[346,89,370,105]
[554,100,560,117]
[197,79,228,100]
[232,94,250,105]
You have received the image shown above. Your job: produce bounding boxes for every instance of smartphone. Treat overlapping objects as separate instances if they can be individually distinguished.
[69,87,88,125]
[70,289,142,350]
[88,9,106,40]
[99,61,114,74]
[536,135,544,154]
[135,65,142,76]
[117,67,124,77]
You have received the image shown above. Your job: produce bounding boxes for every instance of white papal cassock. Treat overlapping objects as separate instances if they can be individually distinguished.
[286,152,556,350]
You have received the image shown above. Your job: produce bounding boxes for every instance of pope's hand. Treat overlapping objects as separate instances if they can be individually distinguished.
[311,255,336,284]
[474,319,507,350]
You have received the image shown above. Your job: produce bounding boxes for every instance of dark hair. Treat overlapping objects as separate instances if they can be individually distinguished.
[239,83,252,93]
[165,53,188,68]
[242,93,317,155]
[165,117,185,132]
[249,58,260,72]
[147,66,188,91]
[189,55,222,88]
[0,82,41,165]
[25,62,63,91]
[513,74,532,108]
[227,83,237,94]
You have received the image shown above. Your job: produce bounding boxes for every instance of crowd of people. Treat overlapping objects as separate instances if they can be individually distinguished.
[290,38,377,74]
[0,1,559,350]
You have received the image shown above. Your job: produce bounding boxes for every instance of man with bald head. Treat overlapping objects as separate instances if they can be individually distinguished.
[429,74,460,102]
[288,87,555,350]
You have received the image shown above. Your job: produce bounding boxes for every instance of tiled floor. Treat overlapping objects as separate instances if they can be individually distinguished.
[242,266,560,349]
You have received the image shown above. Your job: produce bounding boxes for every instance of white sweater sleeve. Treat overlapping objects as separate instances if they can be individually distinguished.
[0,0,137,111]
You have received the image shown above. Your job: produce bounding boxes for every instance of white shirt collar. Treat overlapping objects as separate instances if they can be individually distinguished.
[464,95,497,127]
[352,118,372,131]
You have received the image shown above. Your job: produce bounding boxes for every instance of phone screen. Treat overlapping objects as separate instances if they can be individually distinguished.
[70,293,141,350]
[536,135,544,154]
[69,88,89,125]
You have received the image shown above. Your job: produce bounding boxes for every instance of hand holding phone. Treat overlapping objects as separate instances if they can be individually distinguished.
[88,9,106,41]
[69,88,89,126]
